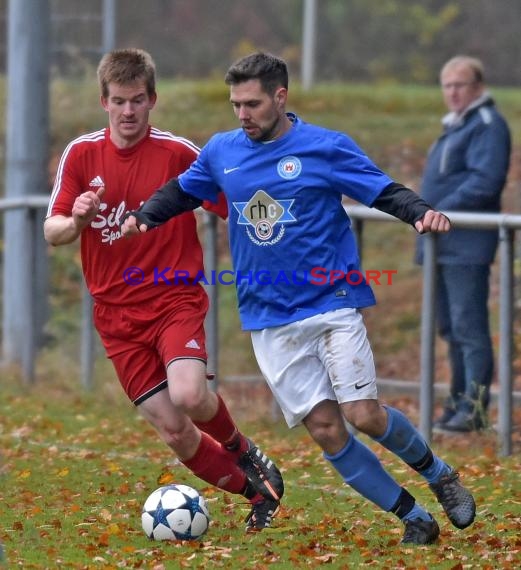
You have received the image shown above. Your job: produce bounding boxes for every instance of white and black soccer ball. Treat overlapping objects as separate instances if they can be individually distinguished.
[141,484,210,541]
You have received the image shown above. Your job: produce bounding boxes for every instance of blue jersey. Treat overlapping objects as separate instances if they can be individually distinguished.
[179,114,393,330]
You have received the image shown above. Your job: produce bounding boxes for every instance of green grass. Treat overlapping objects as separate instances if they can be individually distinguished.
[45,77,521,164]
[1,372,520,569]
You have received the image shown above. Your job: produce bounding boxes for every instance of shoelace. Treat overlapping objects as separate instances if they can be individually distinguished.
[434,472,460,506]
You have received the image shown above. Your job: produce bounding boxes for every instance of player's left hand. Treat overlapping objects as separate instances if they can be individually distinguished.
[415,210,451,234]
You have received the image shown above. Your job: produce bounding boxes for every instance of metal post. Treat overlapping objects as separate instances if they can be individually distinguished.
[302,0,317,90]
[80,282,94,390]
[204,213,219,389]
[3,0,50,383]
[419,234,437,442]
[102,0,117,53]
[497,227,514,456]
[20,208,39,383]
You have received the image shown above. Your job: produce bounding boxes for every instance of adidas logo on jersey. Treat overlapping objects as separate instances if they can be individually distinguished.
[185,339,201,349]
[89,175,104,187]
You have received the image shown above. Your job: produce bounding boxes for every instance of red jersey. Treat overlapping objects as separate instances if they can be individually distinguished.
[48,126,226,305]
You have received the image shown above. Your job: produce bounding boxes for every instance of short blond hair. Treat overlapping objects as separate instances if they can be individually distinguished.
[97,48,156,99]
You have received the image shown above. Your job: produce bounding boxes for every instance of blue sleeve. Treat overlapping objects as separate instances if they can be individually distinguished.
[178,137,221,203]
[436,117,511,211]
[330,132,394,206]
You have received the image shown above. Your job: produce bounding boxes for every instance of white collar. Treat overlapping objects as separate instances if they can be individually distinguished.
[442,91,492,128]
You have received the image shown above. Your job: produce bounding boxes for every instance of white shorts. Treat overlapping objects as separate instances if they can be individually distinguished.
[251,308,378,428]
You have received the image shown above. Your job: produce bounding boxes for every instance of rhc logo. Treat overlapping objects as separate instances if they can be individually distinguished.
[233,190,296,245]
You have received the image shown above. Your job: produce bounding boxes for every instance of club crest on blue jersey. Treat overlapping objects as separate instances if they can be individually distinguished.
[233,189,296,245]
[277,156,302,179]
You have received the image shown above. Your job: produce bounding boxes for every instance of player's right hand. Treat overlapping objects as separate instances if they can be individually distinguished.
[72,186,106,225]
[120,210,150,236]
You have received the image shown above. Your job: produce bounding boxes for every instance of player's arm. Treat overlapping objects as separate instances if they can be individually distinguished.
[44,186,106,246]
[121,178,203,235]
[44,215,87,245]
[371,182,451,234]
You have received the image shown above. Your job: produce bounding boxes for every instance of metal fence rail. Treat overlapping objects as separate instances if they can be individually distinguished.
[1,198,519,455]
[347,205,521,456]
[0,195,49,380]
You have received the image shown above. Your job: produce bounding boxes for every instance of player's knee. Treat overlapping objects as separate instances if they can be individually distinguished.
[306,419,349,451]
[342,400,386,436]
[170,384,209,416]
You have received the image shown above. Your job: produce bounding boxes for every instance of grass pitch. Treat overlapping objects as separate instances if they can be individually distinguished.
[1,372,519,569]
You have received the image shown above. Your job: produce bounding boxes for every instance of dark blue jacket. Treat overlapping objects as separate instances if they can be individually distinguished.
[416,95,511,265]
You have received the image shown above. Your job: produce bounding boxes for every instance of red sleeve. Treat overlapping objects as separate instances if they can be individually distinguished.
[48,143,83,217]
[202,191,228,220]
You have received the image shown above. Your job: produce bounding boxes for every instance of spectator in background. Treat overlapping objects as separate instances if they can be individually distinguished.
[417,55,511,433]
[43,48,283,532]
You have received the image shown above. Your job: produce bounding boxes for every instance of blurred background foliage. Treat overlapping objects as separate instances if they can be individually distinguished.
[1,0,521,85]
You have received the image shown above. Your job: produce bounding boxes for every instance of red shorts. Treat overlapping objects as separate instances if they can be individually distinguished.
[93,284,208,405]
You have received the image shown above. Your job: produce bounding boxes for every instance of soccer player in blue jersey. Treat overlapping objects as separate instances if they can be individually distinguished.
[121,52,476,544]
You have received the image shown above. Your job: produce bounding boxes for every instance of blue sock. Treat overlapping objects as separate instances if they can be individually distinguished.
[324,435,402,512]
[403,504,432,523]
[374,406,450,484]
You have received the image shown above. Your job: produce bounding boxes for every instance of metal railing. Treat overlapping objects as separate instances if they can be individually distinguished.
[348,205,521,456]
[1,198,519,455]
[0,195,49,381]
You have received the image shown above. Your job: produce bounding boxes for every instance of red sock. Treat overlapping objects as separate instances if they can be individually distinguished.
[194,394,248,453]
[182,432,247,494]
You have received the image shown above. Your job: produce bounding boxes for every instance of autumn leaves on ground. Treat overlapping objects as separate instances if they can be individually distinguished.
[1,373,520,569]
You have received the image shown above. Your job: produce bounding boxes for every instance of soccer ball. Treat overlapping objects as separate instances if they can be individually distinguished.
[141,484,210,541]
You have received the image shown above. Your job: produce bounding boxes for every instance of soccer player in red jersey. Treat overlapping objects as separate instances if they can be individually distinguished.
[44,49,283,531]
